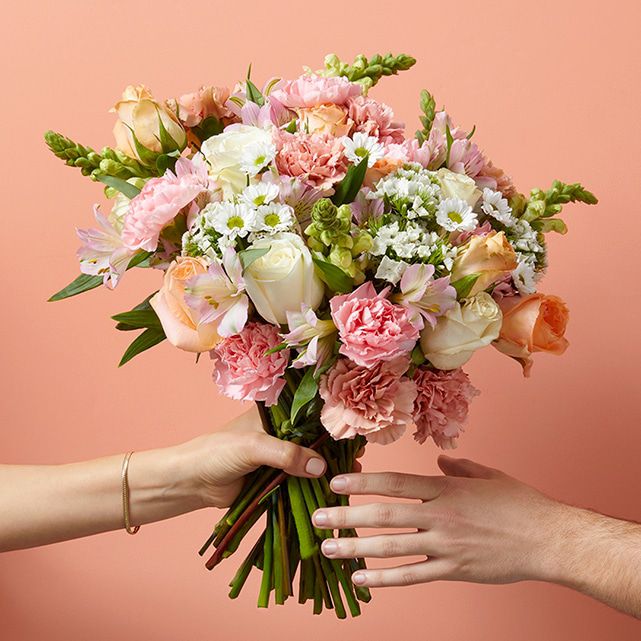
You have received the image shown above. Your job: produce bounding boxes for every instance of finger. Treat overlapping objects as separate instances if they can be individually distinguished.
[330,472,447,501]
[246,433,326,477]
[351,560,451,588]
[437,456,503,480]
[321,532,436,559]
[313,502,425,530]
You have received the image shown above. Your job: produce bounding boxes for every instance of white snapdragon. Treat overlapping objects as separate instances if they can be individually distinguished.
[372,165,440,219]
[342,132,385,168]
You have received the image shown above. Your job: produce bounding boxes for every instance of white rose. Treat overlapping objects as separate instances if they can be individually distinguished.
[420,292,502,369]
[436,168,482,207]
[244,232,325,325]
[200,125,273,196]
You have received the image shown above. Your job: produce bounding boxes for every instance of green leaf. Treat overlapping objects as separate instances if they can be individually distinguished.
[155,107,183,153]
[239,246,270,271]
[533,218,568,234]
[290,368,319,426]
[126,126,160,166]
[128,250,153,268]
[118,327,166,367]
[264,342,290,356]
[445,123,454,167]
[245,78,265,107]
[451,273,480,299]
[191,116,223,143]
[48,273,103,301]
[466,125,476,140]
[95,174,141,199]
[312,257,354,294]
[156,153,179,175]
[331,156,368,206]
[112,309,162,331]
[411,344,426,366]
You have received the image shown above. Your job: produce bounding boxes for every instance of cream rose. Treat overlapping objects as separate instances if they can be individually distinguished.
[436,168,482,207]
[420,292,502,369]
[200,125,274,196]
[150,257,218,353]
[296,105,353,137]
[112,85,186,160]
[244,232,324,325]
[450,231,518,296]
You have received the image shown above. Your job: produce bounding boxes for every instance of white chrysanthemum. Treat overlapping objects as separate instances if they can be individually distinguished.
[342,132,385,168]
[240,182,280,207]
[481,188,514,226]
[512,256,538,295]
[255,203,295,233]
[204,201,256,239]
[436,198,478,232]
[239,138,277,176]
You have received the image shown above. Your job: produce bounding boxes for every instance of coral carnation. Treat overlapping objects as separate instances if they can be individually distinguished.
[347,96,405,144]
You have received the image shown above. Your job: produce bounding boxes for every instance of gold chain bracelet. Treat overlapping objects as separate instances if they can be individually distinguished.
[121,451,140,535]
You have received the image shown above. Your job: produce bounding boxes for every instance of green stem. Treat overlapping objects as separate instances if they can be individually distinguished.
[272,497,285,605]
[319,555,346,619]
[257,511,274,608]
[287,476,318,559]
[228,531,266,599]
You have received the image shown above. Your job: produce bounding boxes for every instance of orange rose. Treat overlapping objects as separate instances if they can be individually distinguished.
[112,85,186,160]
[296,104,353,137]
[150,257,218,353]
[450,231,518,296]
[364,156,405,187]
[493,293,569,376]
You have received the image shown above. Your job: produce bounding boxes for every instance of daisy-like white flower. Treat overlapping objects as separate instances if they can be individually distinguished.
[255,203,295,233]
[239,138,277,176]
[481,187,514,226]
[240,182,280,208]
[341,132,385,168]
[512,256,538,295]
[204,201,256,239]
[436,197,478,232]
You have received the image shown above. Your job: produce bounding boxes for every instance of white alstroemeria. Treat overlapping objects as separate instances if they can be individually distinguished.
[255,202,295,233]
[282,306,337,372]
[481,188,514,226]
[391,263,457,329]
[184,247,249,337]
[375,255,410,285]
[436,197,478,232]
[240,182,280,208]
[204,201,256,239]
[342,132,385,168]
[77,205,136,289]
[239,137,277,176]
[512,255,538,295]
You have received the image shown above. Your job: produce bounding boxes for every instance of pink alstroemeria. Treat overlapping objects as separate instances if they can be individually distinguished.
[392,263,457,329]
[184,247,248,338]
[283,306,337,372]
[239,97,292,129]
[76,206,136,288]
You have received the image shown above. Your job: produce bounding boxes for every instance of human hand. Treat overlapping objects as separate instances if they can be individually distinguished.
[313,456,570,588]
[172,406,327,509]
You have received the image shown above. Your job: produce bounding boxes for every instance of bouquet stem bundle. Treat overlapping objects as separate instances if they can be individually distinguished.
[199,392,370,618]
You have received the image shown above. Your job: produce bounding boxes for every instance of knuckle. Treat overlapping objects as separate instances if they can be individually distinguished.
[380,537,399,557]
[374,503,394,527]
[277,445,297,469]
[399,571,416,587]
[385,473,407,496]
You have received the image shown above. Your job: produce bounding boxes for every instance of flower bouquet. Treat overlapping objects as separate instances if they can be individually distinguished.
[46,52,596,617]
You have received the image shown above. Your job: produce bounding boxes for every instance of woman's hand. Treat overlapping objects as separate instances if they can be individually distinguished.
[173,406,327,508]
[312,456,567,587]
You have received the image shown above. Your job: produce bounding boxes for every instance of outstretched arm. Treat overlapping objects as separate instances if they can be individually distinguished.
[313,457,641,619]
[1,407,326,551]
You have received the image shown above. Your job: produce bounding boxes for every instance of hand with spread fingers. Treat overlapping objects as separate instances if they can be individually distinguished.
[313,456,641,619]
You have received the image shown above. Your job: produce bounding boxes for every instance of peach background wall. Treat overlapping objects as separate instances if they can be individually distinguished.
[1,1,640,639]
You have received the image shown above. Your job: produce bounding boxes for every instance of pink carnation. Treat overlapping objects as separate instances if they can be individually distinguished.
[475,161,516,197]
[412,367,479,449]
[320,357,417,444]
[275,130,348,190]
[122,157,209,252]
[347,96,405,144]
[211,322,289,406]
[330,282,420,368]
[271,74,361,108]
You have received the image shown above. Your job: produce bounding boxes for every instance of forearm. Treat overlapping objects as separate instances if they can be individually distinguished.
[0,446,201,551]
[547,505,641,619]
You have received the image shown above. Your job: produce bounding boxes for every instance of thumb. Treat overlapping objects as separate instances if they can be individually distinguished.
[437,455,504,480]
[246,433,327,478]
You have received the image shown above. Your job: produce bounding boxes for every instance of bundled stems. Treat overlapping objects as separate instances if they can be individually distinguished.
[200,395,370,617]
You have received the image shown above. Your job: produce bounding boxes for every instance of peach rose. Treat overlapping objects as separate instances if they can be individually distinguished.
[150,257,218,353]
[296,104,353,137]
[364,156,405,187]
[493,293,569,376]
[169,86,238,128]
[450,231,517,296]
[112,85,186,160]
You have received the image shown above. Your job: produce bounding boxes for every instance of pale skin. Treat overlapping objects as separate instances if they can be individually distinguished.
[0,408,327,552]
[313,456,641,620]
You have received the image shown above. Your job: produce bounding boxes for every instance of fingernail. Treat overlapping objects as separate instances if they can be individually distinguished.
[322,540,337,556]
[352,572,366,585]
[305,458,325,476]
[313,510,328,526]
[331,476,347,492]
